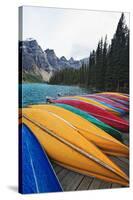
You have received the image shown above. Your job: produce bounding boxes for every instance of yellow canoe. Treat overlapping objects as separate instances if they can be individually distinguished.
[21,108,128,186]
[54,160,128,186]
[29,104,129,157]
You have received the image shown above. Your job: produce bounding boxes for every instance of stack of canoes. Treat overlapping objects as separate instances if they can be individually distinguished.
[19,92,129,193]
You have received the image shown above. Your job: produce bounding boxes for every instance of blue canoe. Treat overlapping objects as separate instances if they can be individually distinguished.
[19,124,62,194]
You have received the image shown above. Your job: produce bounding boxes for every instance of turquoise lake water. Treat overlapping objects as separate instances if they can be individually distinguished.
[20,83,91,107]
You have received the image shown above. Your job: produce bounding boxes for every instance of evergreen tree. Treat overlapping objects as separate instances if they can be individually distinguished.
[49,13,129,93]
[95,38,103,89]
[88,50,96,86]
[101,35,108,89]
[105,13,129,91]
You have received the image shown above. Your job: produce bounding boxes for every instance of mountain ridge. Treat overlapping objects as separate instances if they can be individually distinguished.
[19,38,89,82]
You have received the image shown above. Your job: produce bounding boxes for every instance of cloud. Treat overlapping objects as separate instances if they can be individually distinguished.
[22,6,129,59]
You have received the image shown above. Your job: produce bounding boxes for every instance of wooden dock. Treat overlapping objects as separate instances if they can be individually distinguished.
[51,133,129,191]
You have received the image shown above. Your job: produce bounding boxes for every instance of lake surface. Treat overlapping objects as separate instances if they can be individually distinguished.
[20,83,91,107]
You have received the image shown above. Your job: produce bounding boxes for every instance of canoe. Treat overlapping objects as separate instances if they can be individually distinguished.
[29,104,128,157]
[84,95,129,113]
[20,110,129,186]
[54,160,127,186]
[81,96,125,115]
[98,93,129,105]
[19,123,62,194]
[93,100,125,115]
[100,92,129,102]
[102,96,129,107]
[120,93,129,97]
[63,96,120,115]
[51,98,129,132]
[54,103,123,142]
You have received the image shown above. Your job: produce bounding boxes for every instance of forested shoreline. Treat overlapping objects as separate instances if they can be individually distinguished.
[50,13,129,93]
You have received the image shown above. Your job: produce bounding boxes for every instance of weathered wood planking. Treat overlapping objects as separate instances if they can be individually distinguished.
[111,183,122,188]
[77,176,93,190]
[89,178,102,189]
[60,171,84,191]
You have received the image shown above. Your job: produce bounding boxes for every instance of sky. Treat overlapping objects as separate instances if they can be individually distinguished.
[22,6,129,60]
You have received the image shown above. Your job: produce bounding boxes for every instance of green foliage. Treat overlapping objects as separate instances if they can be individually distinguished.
[105,13,129,92]
[49,13,129,93]
[50,67,87,85]
[22,72,43,83]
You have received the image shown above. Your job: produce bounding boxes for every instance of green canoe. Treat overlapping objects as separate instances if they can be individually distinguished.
[55,103,123,142]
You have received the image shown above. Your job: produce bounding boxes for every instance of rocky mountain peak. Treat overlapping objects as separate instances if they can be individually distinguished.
[60,56,67,61]
[20,38,88,82]
[45,48,59,68]
[45,49,55,55]
[69,57,74,63]
[23,39,38,48]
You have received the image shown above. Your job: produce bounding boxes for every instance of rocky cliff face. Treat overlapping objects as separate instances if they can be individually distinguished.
[19,39,88,82]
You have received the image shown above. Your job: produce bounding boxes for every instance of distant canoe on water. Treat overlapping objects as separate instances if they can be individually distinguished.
[19,124,62,194]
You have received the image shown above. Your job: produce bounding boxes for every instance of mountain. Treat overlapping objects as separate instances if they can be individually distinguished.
[19,39,88,82]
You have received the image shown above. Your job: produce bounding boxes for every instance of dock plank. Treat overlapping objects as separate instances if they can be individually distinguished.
[54,165,63,174]
[77,176,93,190]
[89,178,102,190]
[99,181,112,189]
[57,167,69,182]
[61,171,84,191]
[111,183,122,188]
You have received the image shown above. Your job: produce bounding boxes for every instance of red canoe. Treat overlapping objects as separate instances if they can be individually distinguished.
[83,95,129,112]
[52,98,129,132]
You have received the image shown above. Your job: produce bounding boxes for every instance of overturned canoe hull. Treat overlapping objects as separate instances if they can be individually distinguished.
[19,124,62,194]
